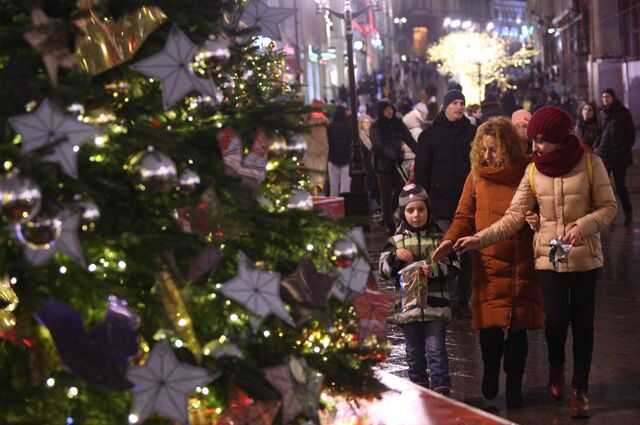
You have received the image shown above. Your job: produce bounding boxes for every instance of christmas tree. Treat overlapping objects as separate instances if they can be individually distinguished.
[0,1,387,424]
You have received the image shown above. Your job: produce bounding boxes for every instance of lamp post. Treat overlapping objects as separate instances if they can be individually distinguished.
[315,0,380,217]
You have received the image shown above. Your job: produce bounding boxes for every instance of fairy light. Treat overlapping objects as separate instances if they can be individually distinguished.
[67,386,79,398]
[46,377,55,387]
[128,414,139,424]
[59,266,67,274]
[3,161,12,170]
[177,318,188,327]
[306,244,314,251]
[10,277,17,285]
[229,313,239,322]
[174,339,184,348]
[263,330,271,337]
[88,264,97,272]
[118,260,127,270]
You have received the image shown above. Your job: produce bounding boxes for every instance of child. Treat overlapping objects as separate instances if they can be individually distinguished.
[379,184,459,394]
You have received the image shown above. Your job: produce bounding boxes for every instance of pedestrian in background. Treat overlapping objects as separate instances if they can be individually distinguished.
[303,100,330,195]
[415,89,476,318]
[402,105,428,181]
[371,101,417,233]
[511,109,532,154]
[575,102,600,150]
[454,106,617,419]
[327,105,352,196]
[432,117,543,409]
[595,88,636,226]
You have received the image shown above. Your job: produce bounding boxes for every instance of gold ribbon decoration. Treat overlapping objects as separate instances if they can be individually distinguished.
[74,5,167,75]
[156,268,202,361]
[0,276,19,333]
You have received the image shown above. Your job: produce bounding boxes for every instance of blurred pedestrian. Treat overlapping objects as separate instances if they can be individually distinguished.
[327,105,352,196]
[303,99,329,195]
[594,88,636,226]
[511,109,532,154]
[574,102,600,150]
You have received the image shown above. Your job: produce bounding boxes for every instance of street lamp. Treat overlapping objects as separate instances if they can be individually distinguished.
[314,0,380,217]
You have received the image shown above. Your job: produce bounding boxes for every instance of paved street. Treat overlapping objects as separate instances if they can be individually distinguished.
[369,184,640,424]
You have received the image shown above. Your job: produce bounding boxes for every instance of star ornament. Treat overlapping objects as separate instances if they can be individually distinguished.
[9,98,99,178]
[239,0,296,41]
[126,341,215,425]
[220,252,294,326]
[23,8,77,85]
[13,209,85,267]
[281,260,335,309]
[264,357,322,424]
[331,257,371,301]
[131,26,221,110]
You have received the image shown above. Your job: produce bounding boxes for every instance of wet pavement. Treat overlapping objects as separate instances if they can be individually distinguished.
[368,192,640,425]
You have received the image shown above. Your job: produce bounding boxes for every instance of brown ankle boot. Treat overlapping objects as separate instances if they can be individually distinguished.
[570,389,590,418]
[548,367,564,400]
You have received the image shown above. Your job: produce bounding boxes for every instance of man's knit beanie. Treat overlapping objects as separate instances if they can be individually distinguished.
[398,184,430,208]
[443,89,465,110]
[526,106,573,144]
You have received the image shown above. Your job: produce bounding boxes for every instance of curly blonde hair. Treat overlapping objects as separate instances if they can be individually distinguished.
[470,116,523,171]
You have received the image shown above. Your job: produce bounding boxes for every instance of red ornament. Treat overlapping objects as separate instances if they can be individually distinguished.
[149,116,162,128]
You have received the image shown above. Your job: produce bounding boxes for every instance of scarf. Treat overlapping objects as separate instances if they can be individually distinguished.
[533,135,584,177]
[477,159,528,186]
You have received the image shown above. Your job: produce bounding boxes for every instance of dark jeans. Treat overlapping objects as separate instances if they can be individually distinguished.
[537,269,599,391]
[377,170,404,233]
[402,320,450,388]
[479,328,528,378]
[609,164,633,218]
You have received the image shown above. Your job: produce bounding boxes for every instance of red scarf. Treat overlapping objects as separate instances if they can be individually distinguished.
[533,136,584,177]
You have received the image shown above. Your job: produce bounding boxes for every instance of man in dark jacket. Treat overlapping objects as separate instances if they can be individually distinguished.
[415,89,476,317]
[371,101,417,233]
[595,88,636,226]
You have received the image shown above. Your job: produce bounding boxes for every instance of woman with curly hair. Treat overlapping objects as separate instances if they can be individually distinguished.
[432,116,543,409]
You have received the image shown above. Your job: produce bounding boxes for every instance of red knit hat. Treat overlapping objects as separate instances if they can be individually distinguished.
[527,106,574,144]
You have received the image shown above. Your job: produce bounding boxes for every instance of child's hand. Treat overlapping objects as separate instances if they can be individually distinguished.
[395,248,413,263]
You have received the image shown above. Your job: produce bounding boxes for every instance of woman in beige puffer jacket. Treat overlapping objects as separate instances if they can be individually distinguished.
[454,106,617,419]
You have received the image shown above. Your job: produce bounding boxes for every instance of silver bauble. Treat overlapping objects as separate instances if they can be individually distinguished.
[178,168,201,193]
[330,239,358,267]
[267,134,288,156]
[287,189,313,211]
[0,173,42,223]
[130,148,177,192]
[287,135,307,157]
[14,216,62,250]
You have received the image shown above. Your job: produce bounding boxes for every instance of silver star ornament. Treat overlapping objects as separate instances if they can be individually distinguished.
[131,26,221,110]
[126,341,215,425]
[9,99,99,178]
[13,209,85,267]
[220,252,294,326]
[239,0,295,41]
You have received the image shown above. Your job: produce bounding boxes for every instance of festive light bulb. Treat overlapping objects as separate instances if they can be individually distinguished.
[46,377,55,387]
[59,266,67,274]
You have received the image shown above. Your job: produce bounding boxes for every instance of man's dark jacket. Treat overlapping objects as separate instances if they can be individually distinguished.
[414,112,476,220]
[595,100,636,168]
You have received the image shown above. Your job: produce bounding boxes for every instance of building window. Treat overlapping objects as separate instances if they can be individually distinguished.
[620,0,640,58]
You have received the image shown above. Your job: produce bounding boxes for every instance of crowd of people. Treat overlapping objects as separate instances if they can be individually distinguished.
[302,83,637,419]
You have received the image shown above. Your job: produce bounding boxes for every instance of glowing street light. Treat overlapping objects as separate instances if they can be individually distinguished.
[486,21,495,31]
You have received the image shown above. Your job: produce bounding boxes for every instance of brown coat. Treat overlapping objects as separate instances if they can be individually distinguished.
[476,154,617,272]
[444,162,544,330]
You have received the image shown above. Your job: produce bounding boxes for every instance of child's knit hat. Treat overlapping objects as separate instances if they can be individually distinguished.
[398,184,430,208]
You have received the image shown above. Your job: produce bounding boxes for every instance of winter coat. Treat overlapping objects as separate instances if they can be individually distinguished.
[327,107,353,166]
[379,222,459,324]
[595,100,636,167]
[476,154,617,272]
[414,112,476,220]
[575,119,600,148]
[371,102,417,174]
[443,162,544,330]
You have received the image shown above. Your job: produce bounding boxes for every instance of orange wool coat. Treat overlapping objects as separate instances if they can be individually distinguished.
[444,162,544,330]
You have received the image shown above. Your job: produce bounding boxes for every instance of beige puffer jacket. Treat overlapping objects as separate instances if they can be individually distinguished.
[476,154,617,272]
